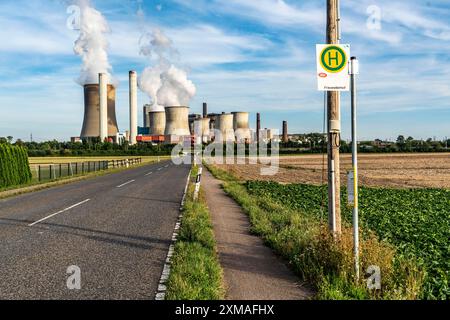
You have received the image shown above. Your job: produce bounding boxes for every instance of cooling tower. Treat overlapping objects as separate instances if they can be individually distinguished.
[232,112,251,142]
[164,106,191,136]
[80,84,119,141]
[143,104,152,128]
[149,111,166,135]
[215,113,235,142]
[194,118,210,144]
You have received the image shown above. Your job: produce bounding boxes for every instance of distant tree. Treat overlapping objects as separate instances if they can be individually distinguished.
[7,136,13,144]
[396,135,405,144]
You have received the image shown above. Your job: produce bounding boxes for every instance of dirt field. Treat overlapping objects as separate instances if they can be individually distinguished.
[213,153,450,189]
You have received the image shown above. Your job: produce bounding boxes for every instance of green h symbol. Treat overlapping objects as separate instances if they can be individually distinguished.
[327,51,339,67]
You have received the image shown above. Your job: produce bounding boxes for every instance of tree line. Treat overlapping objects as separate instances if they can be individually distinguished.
[0,137,174,157]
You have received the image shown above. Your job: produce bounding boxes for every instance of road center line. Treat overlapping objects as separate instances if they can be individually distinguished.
[28,199,91,227]
[116,180,135,188]
[157,168,163,171]
[145,172,153,176]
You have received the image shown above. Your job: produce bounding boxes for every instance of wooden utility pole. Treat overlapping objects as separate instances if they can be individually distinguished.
[327,0,342,235]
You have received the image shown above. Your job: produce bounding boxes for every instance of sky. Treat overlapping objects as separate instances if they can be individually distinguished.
[0,0,449,142]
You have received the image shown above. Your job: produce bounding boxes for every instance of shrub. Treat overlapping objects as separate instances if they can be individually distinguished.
[0,144,32,188]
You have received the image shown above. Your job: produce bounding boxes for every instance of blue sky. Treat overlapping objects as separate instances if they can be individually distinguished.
[0,0,449,142]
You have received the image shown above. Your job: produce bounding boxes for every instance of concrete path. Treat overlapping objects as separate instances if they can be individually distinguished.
[203,169,312,300]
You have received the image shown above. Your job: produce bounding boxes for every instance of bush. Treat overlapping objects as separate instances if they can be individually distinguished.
[0,144,32,188]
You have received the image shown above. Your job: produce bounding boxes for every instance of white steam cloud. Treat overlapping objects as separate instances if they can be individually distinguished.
[138,28,196,110]
[72,0,114,85]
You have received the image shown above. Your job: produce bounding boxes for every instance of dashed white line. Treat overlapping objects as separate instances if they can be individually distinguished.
[157,168,163,171]
[116,180,135,188]
[145,172,153,176]
[28,199,91,227]
[164,165,169,168]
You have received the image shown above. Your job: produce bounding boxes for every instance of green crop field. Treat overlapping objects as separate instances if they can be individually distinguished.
[245,181,450,299]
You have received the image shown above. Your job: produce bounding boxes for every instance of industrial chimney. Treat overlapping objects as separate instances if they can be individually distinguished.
[80,83,119,142]
[129,71,138,145]
[99,73,108,142]
[203,102,208,118]
[282,120,288,143]
[256,113,261,142]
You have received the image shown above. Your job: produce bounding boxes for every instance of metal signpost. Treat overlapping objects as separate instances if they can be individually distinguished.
[316,43,350,236]
[349,56,360,280]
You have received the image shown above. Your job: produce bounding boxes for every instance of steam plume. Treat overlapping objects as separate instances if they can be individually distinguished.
[72,0,113,85]
[138,28,196,110]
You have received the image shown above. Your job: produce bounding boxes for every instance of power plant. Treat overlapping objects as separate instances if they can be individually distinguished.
[77,72,263,145]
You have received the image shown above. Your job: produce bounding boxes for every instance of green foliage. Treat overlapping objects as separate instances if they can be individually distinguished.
[165,169,224,300]
[21,140,174,157]
[0,144,32,188]
[245,181,449,299]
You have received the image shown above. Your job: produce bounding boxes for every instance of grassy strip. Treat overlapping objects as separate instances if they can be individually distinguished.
[205,163,424,300]
[0,159,163,199]
[165,166,225,300]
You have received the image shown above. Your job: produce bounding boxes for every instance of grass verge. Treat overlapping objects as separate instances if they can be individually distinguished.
[205,163,425,300]
[165,166,225,300]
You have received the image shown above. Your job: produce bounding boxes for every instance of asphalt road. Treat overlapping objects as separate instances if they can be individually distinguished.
[0,160,190,300]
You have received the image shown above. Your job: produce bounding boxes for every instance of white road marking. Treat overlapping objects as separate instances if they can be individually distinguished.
[29,199,91,227]
[157,168,163,171]
[116,180,135,188]
[145,172,153,176]
[164,165,169,168]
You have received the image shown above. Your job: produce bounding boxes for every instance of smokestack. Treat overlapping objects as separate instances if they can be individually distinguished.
[99,73,108,142]
[203,102,208,118]
[129,71,138,145]
[256,113,261,142]
[282,120,288,143]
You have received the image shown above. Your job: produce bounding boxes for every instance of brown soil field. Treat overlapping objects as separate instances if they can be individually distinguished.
[213,153,450,189]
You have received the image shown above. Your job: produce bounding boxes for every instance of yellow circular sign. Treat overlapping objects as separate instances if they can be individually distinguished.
[320,46,347,73]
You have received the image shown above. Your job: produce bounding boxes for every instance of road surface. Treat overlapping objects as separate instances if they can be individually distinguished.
[0,160,190,299]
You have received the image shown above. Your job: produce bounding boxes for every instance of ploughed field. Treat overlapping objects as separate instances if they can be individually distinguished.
[216,153,450,189]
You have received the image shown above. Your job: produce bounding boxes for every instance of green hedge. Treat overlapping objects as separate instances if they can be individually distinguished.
[0,144,32,187]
